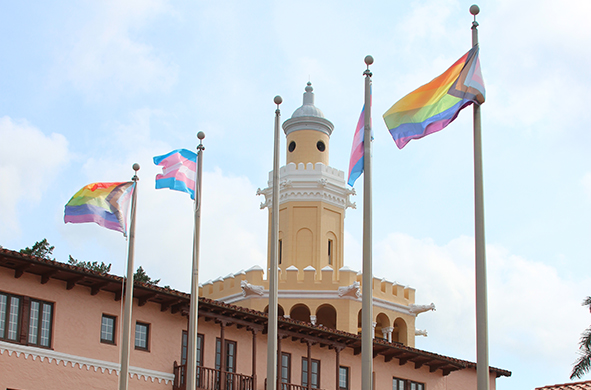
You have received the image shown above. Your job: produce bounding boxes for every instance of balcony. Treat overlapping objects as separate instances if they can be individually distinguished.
[264,378,325,390]
[173,363,254,390]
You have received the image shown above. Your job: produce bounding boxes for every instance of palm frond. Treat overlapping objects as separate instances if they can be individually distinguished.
[571,348,591,379]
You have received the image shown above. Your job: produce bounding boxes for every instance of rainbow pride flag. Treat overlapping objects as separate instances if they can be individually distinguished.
[64,182,135,235]
[383,45,485,149]
[153,149,197,199]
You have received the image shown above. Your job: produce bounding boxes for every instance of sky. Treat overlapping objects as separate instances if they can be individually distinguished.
[1,1,590,389]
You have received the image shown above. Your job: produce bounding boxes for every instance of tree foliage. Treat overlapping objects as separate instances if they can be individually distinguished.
[571,296,591,379]
[68,255,112,274]
[134,266,160,285]
[20,239,54,260]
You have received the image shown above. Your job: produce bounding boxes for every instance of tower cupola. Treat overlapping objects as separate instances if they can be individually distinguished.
[282,82,334,166]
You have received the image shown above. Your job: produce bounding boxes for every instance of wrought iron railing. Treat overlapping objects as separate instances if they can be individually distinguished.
[173,362,254,390]
[264,378,324,390]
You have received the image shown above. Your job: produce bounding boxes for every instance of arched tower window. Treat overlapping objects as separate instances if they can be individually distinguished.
[264,305,285,318]
[316,304,337,329]
[375,313,390,340]
[392,318,408,345]
[290,304,311,323]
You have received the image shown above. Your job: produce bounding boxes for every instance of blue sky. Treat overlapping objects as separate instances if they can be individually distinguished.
[1,1,590,389]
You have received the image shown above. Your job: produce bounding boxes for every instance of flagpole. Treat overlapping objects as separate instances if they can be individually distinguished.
[119,163,140,390]
[361,55,373,390]
[267,95,282,390]
[470,5,490,390]
[187,131,205,390]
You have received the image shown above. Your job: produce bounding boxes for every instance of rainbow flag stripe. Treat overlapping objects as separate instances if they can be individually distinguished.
[64,182,135,235]
[383,45,485,149]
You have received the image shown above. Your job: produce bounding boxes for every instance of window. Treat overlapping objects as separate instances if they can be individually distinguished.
[28,300,53,347]
[0,292,53,348]
[279,239,283,265]
[0,293,21,342]
[101,315,116,344]
[302,358,320,388]
[328,240,333,265]
[216,339,237,390]
[339,366,349,390]
[280,352,291,384]
[393,377,424,390]
[216,339,237,372]
[182,331,203,366]
[181,332,204,386]
[135,322,149,351]
[410,382,424,390]
[393,378,405,390]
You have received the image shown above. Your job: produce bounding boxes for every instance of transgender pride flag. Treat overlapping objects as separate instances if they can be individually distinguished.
[153,149,198,199]
[347,90,372,187]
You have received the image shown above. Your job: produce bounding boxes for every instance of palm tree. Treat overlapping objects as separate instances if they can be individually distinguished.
[571,296,591,379]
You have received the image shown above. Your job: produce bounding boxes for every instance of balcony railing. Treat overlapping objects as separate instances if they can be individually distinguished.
[173,362,254,390]
[264,378,325,390]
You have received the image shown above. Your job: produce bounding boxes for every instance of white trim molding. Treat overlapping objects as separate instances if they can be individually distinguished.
[0,341,174,384]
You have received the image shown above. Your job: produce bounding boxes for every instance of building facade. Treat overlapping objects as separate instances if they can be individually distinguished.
[0,248,509,390]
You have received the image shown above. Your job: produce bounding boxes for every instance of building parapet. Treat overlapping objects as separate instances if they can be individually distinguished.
[200,264,415,307]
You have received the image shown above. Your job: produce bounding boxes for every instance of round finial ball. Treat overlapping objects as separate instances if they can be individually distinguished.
[132,163,140,171]
[197,131,205,140]
[365,55,374,65]
[470,4,480,15]
[274,95,283,105]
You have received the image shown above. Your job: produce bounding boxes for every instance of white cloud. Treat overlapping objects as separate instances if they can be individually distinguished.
[127,166,268,291]
[374,232,590,376]
[0,116,69,239]
[54,0,178,99]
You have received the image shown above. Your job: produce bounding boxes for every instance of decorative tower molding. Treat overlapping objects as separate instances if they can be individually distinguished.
[257,83,354,279]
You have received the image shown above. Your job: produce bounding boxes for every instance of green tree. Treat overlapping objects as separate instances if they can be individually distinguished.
[20,239,54,260]
[68,255,112,274]
[571,296,591,379]
[134,266,160,286]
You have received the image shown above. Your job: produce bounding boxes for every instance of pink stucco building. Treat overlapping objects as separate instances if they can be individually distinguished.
[0,248,509,390]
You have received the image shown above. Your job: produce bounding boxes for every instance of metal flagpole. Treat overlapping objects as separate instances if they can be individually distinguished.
[119,163,140,390]
[267,95,282,390]
[361,55,374,390]
[187,131,206,390]
[470,5,490,390]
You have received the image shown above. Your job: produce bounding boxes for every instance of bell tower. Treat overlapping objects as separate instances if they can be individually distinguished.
[258,83,354,280]
[206,82,429,346]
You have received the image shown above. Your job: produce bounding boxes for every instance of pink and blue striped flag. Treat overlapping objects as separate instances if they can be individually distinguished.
[347,92,372,187]
[64,182,135,236]
[153,149,197,199]
[383,45,485,149]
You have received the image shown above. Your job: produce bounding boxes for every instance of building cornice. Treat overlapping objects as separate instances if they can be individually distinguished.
[257,162,356,210]
[0,341,174,383]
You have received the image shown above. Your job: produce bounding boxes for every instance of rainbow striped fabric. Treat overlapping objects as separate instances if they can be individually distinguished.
[64,182,135,235]
[383,45,485,149]
[153,149,197,199]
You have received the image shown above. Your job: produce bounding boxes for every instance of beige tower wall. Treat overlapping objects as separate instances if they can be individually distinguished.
[270,201,344,279]
[286,130,330,166]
